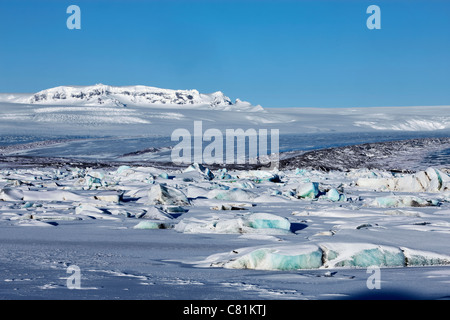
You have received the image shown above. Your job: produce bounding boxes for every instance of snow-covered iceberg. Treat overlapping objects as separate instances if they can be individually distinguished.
[370,195,439,208]
[245,213,291,231]
[197,242,450,271]
[183,163,214,180]
[207,188,257,202]
[296,182,320,199]
[175,212,292,235]
[147,184,190,206]
[357,167,450,193]
[205,245,323,270]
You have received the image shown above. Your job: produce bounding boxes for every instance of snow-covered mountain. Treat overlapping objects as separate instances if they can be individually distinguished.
[22,84,263,111]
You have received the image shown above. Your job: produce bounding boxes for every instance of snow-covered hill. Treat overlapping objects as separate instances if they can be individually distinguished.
[10,84,263,111]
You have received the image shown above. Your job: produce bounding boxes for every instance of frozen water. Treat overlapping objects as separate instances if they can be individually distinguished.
[296,182,320,199]
[207,188,257,202]
[371,196,438,208]
[357,167,450,193]
[147,184,190,206]
[245,213,291,231]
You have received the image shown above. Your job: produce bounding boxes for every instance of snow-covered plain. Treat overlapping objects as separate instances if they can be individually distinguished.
[0,85,449,300]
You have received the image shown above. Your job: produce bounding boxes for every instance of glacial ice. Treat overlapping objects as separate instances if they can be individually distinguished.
[371,196,438,208]
[147,184,190,206]
[200,242,450,271]
[175,212,292,235]
[183,163,214,180]
[133,220,172,229]
[207,188,257,202]
[1,161,450,280]
[357,167,450,193]
[208,245,323,270]
[138,206,173,220]
[84,170,109,190]
[296,182,319,199]
[325,188,346,202]
[235,170,281,183]
[94,191,122,203]
[245,213,291,231]
[401,247,450,266]
[321,243,406,268]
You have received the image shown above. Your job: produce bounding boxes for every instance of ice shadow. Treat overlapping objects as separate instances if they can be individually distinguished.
[290,222,308,233]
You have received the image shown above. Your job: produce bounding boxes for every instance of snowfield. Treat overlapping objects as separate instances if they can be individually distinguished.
[1,163,450,299]
[0,85,449,300]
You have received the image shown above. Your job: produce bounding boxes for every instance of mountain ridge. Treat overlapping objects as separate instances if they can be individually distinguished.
[19,84,263,111]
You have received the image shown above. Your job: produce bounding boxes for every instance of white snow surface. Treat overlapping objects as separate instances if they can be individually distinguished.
[1,164,450,299]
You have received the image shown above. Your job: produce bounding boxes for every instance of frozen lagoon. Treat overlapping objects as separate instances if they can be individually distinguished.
[0,162,449,300]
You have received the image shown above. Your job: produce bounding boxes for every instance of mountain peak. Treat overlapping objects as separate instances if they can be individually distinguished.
[27,84,262,111]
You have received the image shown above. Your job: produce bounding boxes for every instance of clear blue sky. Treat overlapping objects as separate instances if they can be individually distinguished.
[0,0,449,108]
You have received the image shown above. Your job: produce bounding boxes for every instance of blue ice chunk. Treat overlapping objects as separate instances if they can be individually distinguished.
[245,213,291,231]
[158,172,169,179]
[226,246,323,270]
[326,188,341,202]
[296,182,319,199]
[116,165,131,174]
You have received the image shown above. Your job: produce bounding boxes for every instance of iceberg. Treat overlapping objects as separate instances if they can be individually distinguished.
[133,221,172,230]
[175,213,292,235]
[85,171,105,187]
[158,172,170,179]
[200,241,450,271]
[207,188,257,202]
[236,170,281,183]
[216,245,323,270]
[356,167,450,193]
[147,184,190,206]
[325,188,346,202]
[183,163,214,180]
[116,165,132,175]
[296,182,319,199]
[93,191,122,203]
[217,168,233,180]
[321,243,405,268]
[244,213,291,231]
[138,206,174,220]
[371,195,438,208]
[401,247,450,266]
[210,203,253,211]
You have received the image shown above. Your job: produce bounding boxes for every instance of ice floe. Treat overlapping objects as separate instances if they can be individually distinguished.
[357,167,450,193]
[195,242,450,271]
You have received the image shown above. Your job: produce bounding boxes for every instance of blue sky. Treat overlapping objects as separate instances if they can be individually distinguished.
[0,0,449,108]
